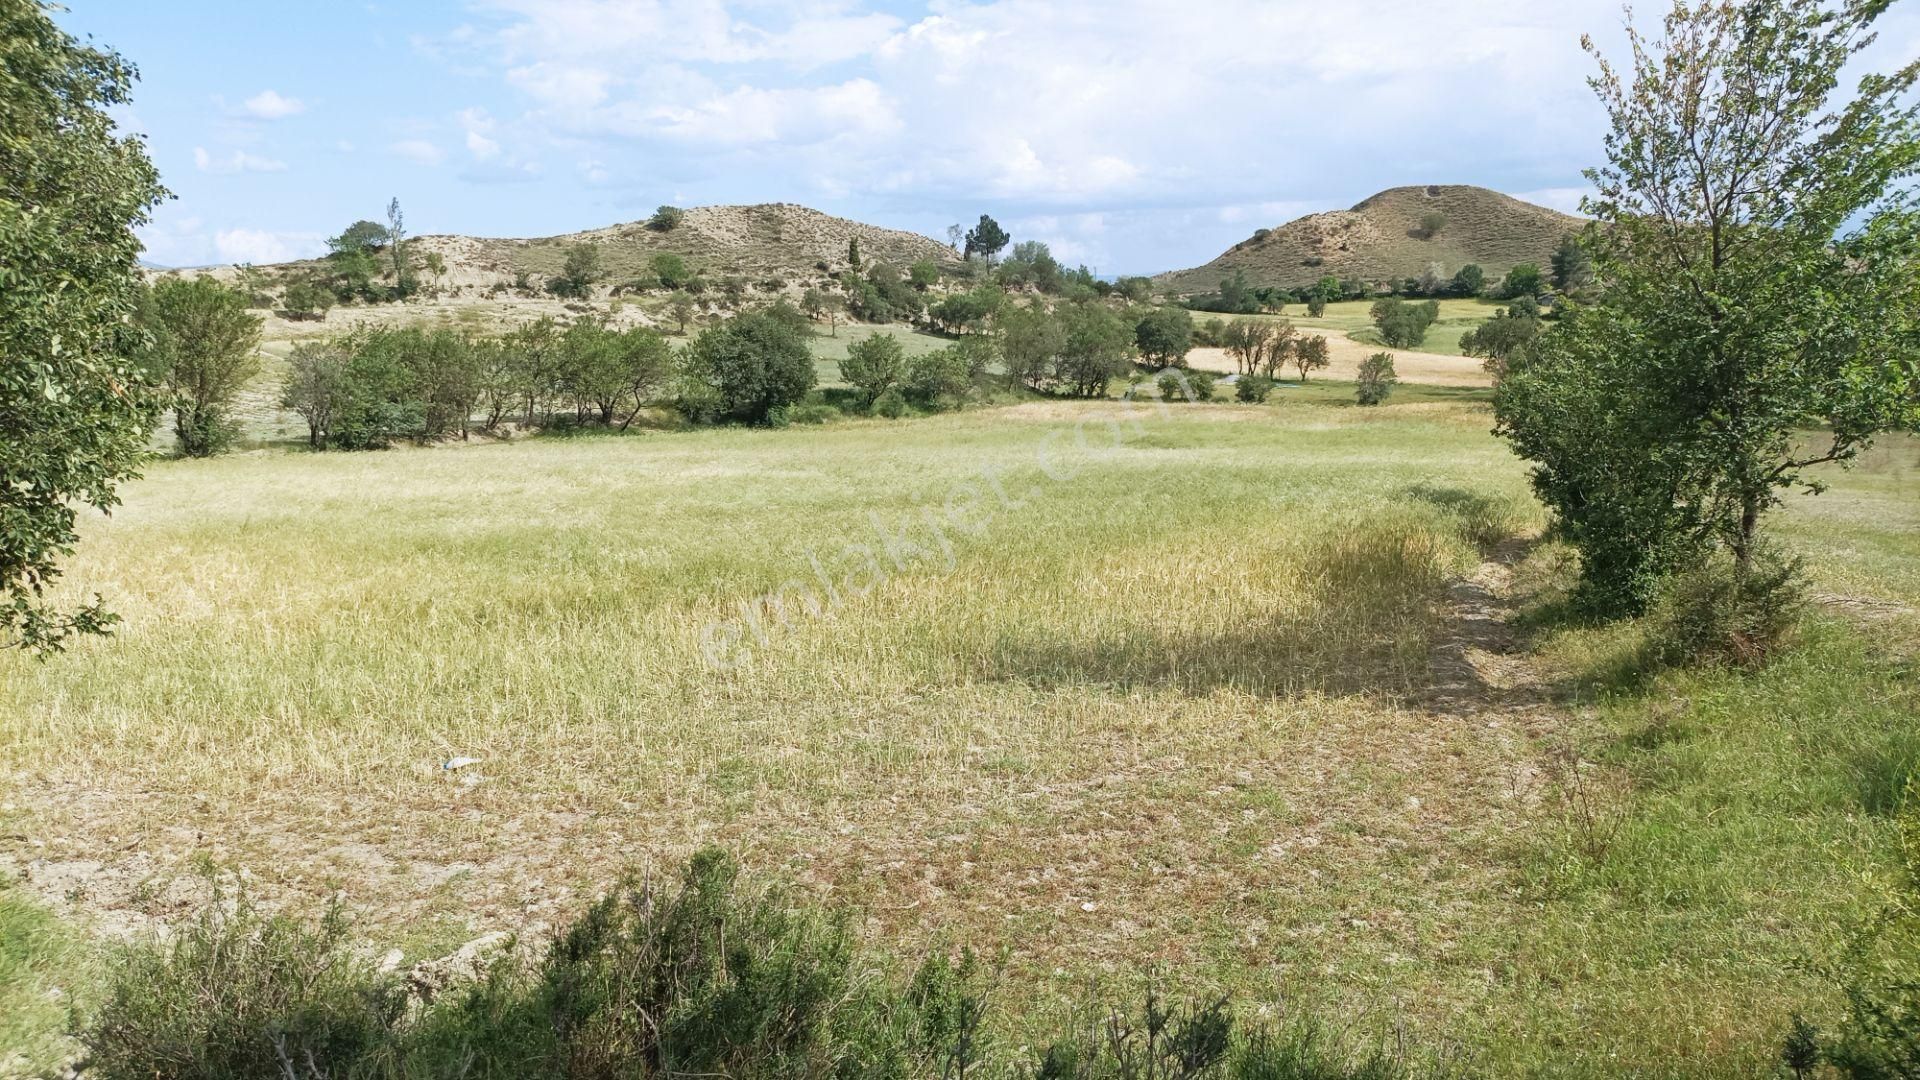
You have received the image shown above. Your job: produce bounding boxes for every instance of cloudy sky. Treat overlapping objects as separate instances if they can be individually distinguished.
[64,1,1920,275]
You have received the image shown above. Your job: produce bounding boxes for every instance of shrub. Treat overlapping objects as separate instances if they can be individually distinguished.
[82,887,407,1080]
[651,252,692,290]
[280,280,334,321]
[648,205,685,231]
[1645,548,1805,668]
[1356,352,1397,405]
[143,276,263,457]
[871,387,909,418]
[1158,369,1214,403]
[1236,374,1275,403]
[906,345,976,407]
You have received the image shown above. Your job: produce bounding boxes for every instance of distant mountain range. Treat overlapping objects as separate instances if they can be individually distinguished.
[1154,185,1584,294]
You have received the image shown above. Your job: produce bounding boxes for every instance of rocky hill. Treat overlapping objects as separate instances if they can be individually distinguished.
[1156,185,1584,295]
[212,204,960,295]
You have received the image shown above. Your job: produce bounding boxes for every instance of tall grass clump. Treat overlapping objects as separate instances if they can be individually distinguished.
[76,850,1420,1079]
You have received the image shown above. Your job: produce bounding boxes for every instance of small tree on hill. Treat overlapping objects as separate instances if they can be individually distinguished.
[670,294,696,336]
[1418,211,1447,239]
[964,215,1009,263]
[1451,264,1486,298]
[281,281,335,321]
[1355,352,1397,405]
[143,276,263,457]
[649,205,685,231]
[549,243,603,298]
[385,197,415,297]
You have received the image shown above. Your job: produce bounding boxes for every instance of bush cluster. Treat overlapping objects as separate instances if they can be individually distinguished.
[80,850,1417,1080]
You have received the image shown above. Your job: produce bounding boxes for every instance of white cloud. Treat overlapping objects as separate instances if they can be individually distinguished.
[193,146,288,173]
[213,228,325,265]
[240,90,305,120]
[390,139,446,165]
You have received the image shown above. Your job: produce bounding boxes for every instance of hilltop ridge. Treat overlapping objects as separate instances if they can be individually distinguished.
[1156,185,1584,294]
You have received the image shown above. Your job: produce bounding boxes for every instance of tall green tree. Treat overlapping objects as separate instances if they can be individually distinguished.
[1,0,169,651]
[385,197,415,297]
[143,277,263,456]
[1134,307,1194,368]
[1496,0,1920,616]
[963,215,1009,263]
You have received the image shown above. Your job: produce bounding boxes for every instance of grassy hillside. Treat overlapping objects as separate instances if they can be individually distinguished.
[1158,185,1584,294]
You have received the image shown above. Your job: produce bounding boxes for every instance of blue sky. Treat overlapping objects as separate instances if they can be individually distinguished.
[60,0,1920,276]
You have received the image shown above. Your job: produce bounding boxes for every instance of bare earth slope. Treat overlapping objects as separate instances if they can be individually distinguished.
[1157,185,1584,295]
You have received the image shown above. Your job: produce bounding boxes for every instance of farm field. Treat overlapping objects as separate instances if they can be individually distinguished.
[1198,299,1508,359]
[5,390,1915,1076]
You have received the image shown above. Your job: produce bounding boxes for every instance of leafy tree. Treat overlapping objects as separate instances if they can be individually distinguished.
[681,305,817,424]
[669,294,697,336]
[281,340,349,448]
[1216,269,1257,314]
[324,222,383,301]
[1500,262,1545,300]
[999,240,1064,294]
[1356,353,1397,405]
[1451,264,1486,298]
[557,321,673,427]
[281,281,334,321]
[1,0,169,651]
[929,287,1000,336]
[1134,307,1194,368]
[908,259,939,291]
[1418,211,1448,239]
[946,223,963,251]
[1496,0,1920,617]
[839,332,907,407]
[905,341,986,407]
[1292,334,1331,382]
[1549,234,1593,294]
[328,219,387,259]
[1306,275,1340,317]
[1221,319,1295,376]
[385,197,415,297]
[1370,297,1439,349]
[143,277,263,456]
[649,205,685,231]
[1054,302,1134,397]
[649,252,692,290]
[963,214,1010,263]
[1115,276,1153,303]
[549,243,603,299]
[996,305,1065,390]
[847,236,861,271]
[1460,298,1542,380]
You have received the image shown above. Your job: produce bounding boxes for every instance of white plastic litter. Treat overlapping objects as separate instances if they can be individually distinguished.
[442,756,482,771]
